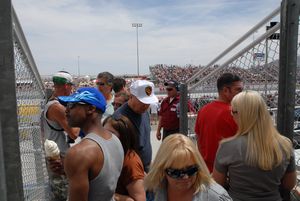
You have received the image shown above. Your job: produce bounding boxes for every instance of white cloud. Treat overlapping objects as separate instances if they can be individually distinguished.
[12,0,281,76]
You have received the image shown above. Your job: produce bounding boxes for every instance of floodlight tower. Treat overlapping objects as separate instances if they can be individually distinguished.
[132,23,142,76]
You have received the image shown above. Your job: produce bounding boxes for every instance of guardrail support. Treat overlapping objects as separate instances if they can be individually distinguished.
[277,0,300,141]
[0,0,24,200]
[179,84,189,135]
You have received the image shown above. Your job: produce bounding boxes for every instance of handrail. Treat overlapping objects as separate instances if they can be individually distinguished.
[12,7,45,95]
[186,6,280,86]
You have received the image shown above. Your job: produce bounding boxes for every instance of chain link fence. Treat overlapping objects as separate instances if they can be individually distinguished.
[184,10,300,139]
[181,5,300,197]
[13,8,49,201]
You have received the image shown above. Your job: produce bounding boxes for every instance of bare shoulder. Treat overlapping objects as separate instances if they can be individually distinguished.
[47,102,66,119]
[66,139,103,163]
[65,139,103,174]
[48,101,65,113]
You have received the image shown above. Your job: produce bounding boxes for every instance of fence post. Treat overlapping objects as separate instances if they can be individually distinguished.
[179,83,188,135]
[277,0,300,141]
[0,0,24,200]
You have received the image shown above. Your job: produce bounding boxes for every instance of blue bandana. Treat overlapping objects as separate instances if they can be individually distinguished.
[58,87,106,113]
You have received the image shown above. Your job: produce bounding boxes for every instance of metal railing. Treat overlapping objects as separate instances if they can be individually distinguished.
[182,4,300,139]
[0,3,49,200]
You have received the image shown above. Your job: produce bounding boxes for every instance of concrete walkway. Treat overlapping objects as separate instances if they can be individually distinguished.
[150,124,161,160]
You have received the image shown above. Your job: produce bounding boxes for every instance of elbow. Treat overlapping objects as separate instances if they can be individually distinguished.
[281,171,297,191]
[282,180,297,191]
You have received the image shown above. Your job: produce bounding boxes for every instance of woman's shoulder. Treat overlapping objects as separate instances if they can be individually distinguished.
[221,135,247,147]
[123,151,144,172]
[195,182,232,201]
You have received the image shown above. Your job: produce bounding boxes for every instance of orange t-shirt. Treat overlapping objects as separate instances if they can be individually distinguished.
[116,151,145,195]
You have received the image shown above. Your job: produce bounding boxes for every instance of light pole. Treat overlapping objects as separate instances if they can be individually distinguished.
[132,23,142,76]
[77,56,80,78]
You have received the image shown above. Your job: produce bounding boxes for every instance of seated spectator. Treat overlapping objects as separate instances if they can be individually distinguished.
[145,134,232,201]
[103,115,146,201]
[213,90,296,201]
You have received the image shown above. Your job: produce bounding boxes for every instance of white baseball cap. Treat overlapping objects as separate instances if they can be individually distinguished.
[130,80,158,104]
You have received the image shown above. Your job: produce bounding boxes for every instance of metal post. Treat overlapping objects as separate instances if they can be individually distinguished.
[136,27,139,76]
[265,38,269,97]
[132,23,142,76]
[252,34,255,68]
[179,84,188,135]
[77,56,80,78]
[277,0,300,142]
[0,0,24,200]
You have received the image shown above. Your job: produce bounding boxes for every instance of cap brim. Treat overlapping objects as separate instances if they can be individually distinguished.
[164,82,177,88]
[57,95,80,106]
[138,95,159,104]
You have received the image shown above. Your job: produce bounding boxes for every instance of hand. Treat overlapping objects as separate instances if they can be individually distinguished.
[114,193,134,201]
[156,130,161,141]
[47,157,65,175]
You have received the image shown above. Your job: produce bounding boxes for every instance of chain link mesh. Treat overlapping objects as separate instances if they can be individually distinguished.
[14,40,49,200]
[186,17,300,196]
[187,22,300,137]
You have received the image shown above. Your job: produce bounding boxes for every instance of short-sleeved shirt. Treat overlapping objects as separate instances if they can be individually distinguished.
[116,151,144,195]
[102,95,114,121]
[113,103,152,170]
[154,182,232,201]
[194,100,237,172]
[159,95,180,131]
[215,135,296,201]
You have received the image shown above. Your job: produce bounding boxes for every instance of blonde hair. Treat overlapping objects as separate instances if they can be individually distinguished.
[228,90,293,170]
[144,134,212,193]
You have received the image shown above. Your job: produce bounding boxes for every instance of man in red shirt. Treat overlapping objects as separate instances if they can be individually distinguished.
[156,80,180,140]
[194,73,243,172]
[156,80,195,140]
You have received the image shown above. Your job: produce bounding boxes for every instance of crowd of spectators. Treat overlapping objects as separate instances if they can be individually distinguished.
[149,64,283,90]
[149,64,202,90]
[42,60,298,92]
[41,62,300,111]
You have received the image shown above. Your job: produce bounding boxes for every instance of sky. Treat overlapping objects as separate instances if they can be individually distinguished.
[13,0,282,76]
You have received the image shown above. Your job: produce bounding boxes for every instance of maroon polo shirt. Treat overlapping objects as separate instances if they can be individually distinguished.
[159,95,180,130]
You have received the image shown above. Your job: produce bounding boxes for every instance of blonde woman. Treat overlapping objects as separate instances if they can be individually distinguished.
[213,90,296,201]
[145,134,232,201]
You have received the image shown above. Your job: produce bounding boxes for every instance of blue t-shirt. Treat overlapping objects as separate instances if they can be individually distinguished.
[113,103,152,170]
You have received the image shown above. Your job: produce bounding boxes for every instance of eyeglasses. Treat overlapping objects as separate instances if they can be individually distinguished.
[165,165,199,179]
[166,88,174,91]
[96,82,106,86]
[66,102,87,109]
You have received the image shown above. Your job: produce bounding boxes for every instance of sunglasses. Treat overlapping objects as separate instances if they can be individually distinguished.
[166,88,174,91]
[66,102,87,109]
[165,165,199,179]
[96,82,106,86]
